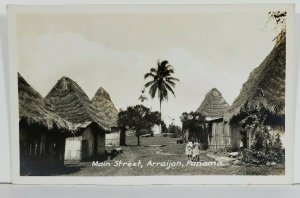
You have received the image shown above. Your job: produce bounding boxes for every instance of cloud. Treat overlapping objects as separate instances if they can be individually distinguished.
[18,12,278,127]
[20,32,147,110]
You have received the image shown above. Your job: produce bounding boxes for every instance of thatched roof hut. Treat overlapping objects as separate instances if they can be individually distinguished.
[224,34,286,124]
[18,73,74,131]
[196,88,230,119]
[91,87,118,127]
[45,77,111,131]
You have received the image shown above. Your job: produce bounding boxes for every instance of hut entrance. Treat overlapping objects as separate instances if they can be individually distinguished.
[240,130,249,149]
[81,140,88,160]
[93,132,98,157]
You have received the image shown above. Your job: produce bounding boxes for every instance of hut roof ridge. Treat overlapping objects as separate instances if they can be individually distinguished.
[46,76,111,131]
[196,88,230,118]
[18,73,75,132]
[91,86,118,127]
[224,33,286,122]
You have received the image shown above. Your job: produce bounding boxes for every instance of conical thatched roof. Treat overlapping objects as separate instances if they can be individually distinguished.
[224,34,286,122]
[45,77,111,131]
[18,73,74,131]
[91,87,118,127]
[196,88,230,118]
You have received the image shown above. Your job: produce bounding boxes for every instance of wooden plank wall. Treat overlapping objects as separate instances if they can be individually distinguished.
[209,122,231,151]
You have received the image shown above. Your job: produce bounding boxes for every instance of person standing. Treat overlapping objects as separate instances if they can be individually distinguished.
[192,140,200,162]
[185,141,193,160]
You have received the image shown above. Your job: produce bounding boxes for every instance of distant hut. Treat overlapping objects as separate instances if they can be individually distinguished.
[91,87,123,146]
[196,88,230,150]
[18,73,74,167]
[224,33,286,151]
[45,77,111,162]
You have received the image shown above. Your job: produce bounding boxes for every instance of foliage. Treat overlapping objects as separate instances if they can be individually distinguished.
[268,11,286,29]
[239,149,285,166]
[240,107,271,150]
[180,111,205,135]
[144,59,180,119]
[268,11,286,41]
[241,105,284,151]
[161,122,168,134]
[239,106,284,165]
[167,124,182,138]
[118,105,162,145]
[273,132,283,150]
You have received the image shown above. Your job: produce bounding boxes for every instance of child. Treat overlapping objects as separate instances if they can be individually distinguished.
[185,141,193,161]
[192,140,200,162]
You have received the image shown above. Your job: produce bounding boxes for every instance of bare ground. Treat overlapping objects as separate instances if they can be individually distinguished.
[65,136,284,176]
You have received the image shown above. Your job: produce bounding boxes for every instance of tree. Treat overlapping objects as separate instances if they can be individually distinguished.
[144,60,179,134]
[118,105,161,146]
[161,122,168,134]
[167,124,182,138]
[180,111,205,142]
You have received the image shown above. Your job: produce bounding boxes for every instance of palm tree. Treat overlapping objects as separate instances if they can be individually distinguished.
[144,60,179,134]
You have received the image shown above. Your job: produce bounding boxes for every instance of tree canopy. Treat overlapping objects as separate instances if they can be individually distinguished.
[180,111,206,133]
[118,105,162,145]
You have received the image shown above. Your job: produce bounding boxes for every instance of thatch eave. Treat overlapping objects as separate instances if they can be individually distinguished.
[224,33,286,123]
[91,87,119,128]
[196,88,230,118]
[45,76,112,132]
[18,73,75,133]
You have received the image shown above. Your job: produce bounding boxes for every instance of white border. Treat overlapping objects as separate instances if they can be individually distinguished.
[293,0,300,183]
[7,4,295,185]
[0,9,10,183]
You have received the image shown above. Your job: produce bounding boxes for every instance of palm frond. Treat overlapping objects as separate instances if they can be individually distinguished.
[150,68,157,73]
[165,83,175,97]
[144,59,179,103]
[166,77,180,82]
[163,68,174,75]
[166,80,176,87]
[149,82,159,98]
[144,80,155,88]
[160,60,169,67]
[160,84,168,102]
[144,73,155,79]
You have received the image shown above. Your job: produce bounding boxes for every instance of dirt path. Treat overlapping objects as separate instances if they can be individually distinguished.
[65,136,284,176]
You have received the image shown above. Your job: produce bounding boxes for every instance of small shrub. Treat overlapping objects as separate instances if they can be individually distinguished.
[239,148,285,165]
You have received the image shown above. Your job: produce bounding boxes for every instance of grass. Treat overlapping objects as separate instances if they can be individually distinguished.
[65,135,284,176]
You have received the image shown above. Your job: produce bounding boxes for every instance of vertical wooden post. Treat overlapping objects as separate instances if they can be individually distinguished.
[119,126,126,146]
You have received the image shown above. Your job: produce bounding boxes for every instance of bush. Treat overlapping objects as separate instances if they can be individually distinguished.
[239,148,285,165]
[273,132,283,150]
[167,124,182,138]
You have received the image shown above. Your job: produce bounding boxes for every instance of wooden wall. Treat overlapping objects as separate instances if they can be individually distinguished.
[81,126,95,160]
[19,122,66,164]
[106,131,120,146]
[97,132,106,156]
[64,123,106,162]
[209,121,231,151]
[64,136,82,161]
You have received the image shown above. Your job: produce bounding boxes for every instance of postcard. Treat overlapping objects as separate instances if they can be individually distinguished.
[7,4,296,184]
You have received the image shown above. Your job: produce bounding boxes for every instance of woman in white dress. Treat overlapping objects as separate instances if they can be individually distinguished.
[192,140,200,162]
[185,141,193,160]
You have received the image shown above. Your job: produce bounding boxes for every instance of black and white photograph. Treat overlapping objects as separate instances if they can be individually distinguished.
[7,4,296,184]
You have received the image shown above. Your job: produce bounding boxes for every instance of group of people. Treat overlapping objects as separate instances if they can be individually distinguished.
[185,140,201,161]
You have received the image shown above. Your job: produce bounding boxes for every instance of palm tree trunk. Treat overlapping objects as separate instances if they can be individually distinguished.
[137,135,140,146]
[159,99,162,136]
[120,126,126,146]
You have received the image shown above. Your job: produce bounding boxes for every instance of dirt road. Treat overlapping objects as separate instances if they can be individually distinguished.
[66,136,284,176]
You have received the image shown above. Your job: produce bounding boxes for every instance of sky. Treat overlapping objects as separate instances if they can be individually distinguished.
[17,11,280,126]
